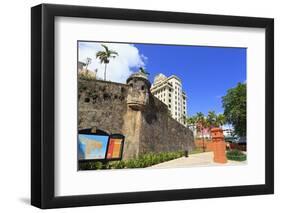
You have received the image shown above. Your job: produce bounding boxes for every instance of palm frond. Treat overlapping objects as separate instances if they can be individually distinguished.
[96,51,106,58]
[101,44,109,52]
[109,50,118,56]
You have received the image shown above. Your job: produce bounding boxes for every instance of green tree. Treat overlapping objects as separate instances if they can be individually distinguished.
[206,111,225,140]
[184,115,197,132]
[222,82,246,137]
[216,114,226,127]
[186,115,196,128]
[96,44,118,81]
[206,111,217,129]
[195,112,208,152]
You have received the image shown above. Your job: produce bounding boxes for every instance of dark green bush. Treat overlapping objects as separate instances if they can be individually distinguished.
[92,161,103,169]
[226,149,247,161]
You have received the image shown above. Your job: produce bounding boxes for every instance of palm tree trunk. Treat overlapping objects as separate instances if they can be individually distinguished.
[202,128,205,152]
[104,64,107,81]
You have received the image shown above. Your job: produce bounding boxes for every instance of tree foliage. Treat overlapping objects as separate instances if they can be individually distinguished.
[206,111,225,129]
[96,44,118,80]
[185,112,226,152]
[222,82,246,137]
[186,112,225,131]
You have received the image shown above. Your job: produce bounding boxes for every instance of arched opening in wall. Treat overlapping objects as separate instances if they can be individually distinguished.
[78,128,109,135]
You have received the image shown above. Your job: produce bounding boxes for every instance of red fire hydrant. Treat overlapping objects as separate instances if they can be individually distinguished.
[211,128,227,164]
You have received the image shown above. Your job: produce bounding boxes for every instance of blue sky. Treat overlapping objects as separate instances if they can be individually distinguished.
[135,44,246,116]
[79,41,246,116]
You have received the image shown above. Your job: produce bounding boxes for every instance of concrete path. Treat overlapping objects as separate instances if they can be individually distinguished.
[149,152,246,169]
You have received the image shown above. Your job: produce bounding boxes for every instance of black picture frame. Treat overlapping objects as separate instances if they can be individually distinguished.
[31,3,274,209]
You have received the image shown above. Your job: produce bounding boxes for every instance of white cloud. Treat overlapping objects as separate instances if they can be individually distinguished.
[78,42,146,83]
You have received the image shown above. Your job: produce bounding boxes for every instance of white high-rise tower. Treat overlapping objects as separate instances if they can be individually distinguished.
[150,73,187,126]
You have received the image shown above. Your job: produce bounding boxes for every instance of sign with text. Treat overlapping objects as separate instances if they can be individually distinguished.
[78,134,109,160]
[78,129,125,161]
[106,137,124,160]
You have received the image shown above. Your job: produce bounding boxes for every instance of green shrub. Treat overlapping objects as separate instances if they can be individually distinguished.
[78,151,185,170]
[111,161,126,169]
[226,149,247,161]
[91,161,103,169]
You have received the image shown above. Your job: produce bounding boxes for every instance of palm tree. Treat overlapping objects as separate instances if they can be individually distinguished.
[206,111,217,136]
[186,115,196,130]
[96,44,118,81]
[215,114,226,128]
[207,111,216,126]
[195,112,207,152]
[186,116,198,139]
[206,111,226,140]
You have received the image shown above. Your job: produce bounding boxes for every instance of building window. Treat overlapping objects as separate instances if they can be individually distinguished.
[169,99,171,103]
[168,104,171,108]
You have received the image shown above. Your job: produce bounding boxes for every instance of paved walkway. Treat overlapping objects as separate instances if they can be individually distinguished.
[149,152,246,169]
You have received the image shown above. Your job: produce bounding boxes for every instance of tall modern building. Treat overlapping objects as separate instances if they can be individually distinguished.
[150,73,187,126]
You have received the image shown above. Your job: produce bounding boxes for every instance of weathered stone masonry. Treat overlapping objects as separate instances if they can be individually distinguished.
[78,73,195,160]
